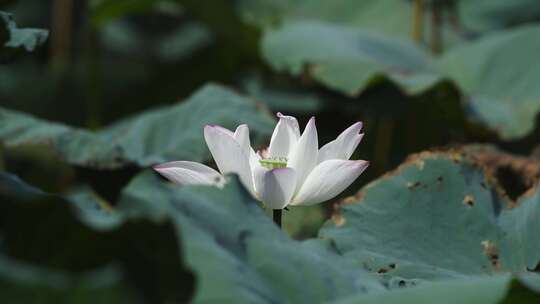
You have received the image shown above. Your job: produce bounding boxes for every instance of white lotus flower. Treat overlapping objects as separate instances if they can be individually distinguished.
[153,113,368,209]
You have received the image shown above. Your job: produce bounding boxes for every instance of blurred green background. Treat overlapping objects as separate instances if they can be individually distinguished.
[1,0,540,303]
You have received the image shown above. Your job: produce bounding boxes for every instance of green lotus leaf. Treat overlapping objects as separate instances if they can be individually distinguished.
[321,151,540,280]
[0,84,275,168]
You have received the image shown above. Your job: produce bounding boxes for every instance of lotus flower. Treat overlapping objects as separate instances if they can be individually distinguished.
[153,113,368,209]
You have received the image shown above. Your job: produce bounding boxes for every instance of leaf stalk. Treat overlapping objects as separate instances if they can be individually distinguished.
[273,209,282,228]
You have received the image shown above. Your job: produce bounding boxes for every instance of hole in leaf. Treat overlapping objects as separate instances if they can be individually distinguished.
[459,145,540,203]
[407,181,420,189]
[463,195,475,207]
[495,166,529,201]
[377,263,397,274]
[481,240,500,269]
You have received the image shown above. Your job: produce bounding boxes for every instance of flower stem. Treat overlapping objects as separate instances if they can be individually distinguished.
[273,209,282,228]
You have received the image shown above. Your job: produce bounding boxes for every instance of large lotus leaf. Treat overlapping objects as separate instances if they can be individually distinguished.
[237,0,410,37]
[0,11,48,56]
[320,151,540,282]
[119,171,383,303]
[0,109,121,167]
[99,84,274,165]
[0,83,275,168]
[262,20,441,96]
[0,171,194,302]
[331,274,540,304]
[437,25,540,139]
[238,0,464,48]
[262,19,540,139]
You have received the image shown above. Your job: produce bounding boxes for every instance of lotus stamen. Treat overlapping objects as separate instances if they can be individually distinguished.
[259,157,288,169]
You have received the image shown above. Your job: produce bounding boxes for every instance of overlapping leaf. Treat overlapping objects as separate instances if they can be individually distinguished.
[109,159,540,303]
[0,168,384,303]
[3,150,540,303]
[241,0,540,139]
[122,171,383,303]
[0,84,275,168]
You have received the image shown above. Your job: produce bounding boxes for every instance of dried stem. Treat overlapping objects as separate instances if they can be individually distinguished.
[412,0,424,43]
[50,0,73,71]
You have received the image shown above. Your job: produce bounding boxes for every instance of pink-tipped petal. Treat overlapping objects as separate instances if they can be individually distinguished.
[233,124,251,154]
[153,161,225,187]
[233,124,260,171]
[254,166,297,209]
[206,124,234,136]
[277,113,301,142]
[318,122,364,163]
[291,159,369,206]
[204,125,255,196]
[268,113,301,158]
[287,117,318,193]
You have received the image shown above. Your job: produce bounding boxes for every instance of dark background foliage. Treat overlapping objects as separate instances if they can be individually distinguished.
[1,0,540,303]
